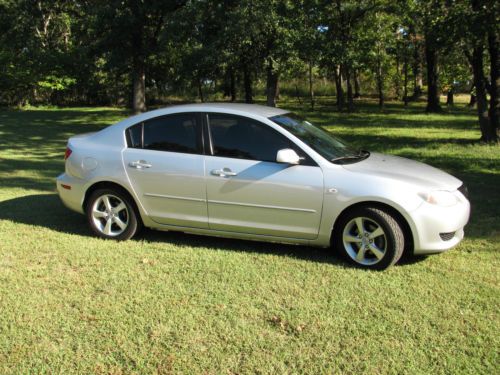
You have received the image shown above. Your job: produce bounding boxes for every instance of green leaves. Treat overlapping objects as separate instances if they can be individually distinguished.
[0,0,488,115]
[37,76,76,91]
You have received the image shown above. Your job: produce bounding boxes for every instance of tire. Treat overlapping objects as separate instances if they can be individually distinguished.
[333,206,405,270]
[86,188,141,240]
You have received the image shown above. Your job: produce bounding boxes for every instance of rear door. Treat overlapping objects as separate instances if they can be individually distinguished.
[122,112,208,228]
[204,113,324,239]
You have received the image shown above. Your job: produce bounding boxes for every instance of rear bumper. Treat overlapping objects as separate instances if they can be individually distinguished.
[411,197,470,255]
[56,173,85,214]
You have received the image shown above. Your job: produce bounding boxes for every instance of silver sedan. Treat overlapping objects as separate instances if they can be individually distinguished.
[56,104,470,269]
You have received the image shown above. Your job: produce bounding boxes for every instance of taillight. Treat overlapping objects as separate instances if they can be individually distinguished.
[64,147,72,160]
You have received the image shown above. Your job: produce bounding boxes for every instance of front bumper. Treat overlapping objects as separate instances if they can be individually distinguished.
[411,196,470,255]
[56,173,86,214]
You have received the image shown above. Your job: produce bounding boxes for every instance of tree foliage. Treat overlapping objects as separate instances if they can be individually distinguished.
[0,0,497,140]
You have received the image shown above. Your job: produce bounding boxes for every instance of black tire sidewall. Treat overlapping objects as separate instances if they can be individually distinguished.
[86,188,138,241]
[333,207,403,270]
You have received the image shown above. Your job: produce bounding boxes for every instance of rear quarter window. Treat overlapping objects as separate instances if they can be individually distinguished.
[126,123,142,148]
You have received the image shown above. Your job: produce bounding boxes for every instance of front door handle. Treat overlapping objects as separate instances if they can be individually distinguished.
[129,160,152,169]
[211,167,237,177]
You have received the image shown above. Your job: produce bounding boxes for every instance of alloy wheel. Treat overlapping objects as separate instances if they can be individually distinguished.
[342,216,387,266]
[91,194,129,237]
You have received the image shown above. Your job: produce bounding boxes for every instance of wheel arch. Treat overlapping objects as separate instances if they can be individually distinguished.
[83,181,144,226]
[331,201,414,256]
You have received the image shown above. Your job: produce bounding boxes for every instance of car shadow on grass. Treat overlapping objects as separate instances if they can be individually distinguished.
[0,193,91,237]
[0,193,428,268]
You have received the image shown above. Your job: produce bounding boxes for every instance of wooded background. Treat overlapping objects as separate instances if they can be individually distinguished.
[0,0,498,141]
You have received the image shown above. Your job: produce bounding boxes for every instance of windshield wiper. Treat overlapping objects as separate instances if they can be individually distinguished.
[331,150,370,164]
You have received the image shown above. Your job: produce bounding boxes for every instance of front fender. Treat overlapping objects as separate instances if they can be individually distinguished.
[314,167,422,247]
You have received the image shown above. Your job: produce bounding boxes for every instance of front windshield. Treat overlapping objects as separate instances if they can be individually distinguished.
[270,113,361,162]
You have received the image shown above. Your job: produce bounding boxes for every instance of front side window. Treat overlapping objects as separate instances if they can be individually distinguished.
[126,113,199,154]
[208,114,292,162]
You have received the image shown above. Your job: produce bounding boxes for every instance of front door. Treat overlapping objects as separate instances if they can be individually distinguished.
[122,112,208,228]
[205,113,323,239]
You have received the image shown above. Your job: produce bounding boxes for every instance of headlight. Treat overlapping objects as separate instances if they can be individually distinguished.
[419,190,458,207]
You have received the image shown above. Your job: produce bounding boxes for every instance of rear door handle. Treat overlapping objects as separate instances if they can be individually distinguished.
[129,160,152,169]
[211,167,237,177]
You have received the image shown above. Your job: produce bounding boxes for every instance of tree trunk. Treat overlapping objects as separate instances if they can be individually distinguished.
[230,69,236,102]
[469,93,476,107]
[294,83,303,104]
[416,72,423,92]
[197,77,204,102]
[309,61,315,109]
[132,56,146,114]
[243,66,253,103]
[487,25,499,140]
[377,78,384,107]
[223,72,231,98]
[333,65,344,110]
[353,69,361,98]
[266,59,279,107]
[394,55,401,100]
[345,65,354,112]
[403,50,409,106]
[412,42,423,99]
[425,40,441,112]
[446,88,454,106]
[472,44,493,141]
[468,83,476,107]
[376,60,384,108]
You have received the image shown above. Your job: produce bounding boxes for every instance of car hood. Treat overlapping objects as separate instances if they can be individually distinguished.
[342,152,462,191]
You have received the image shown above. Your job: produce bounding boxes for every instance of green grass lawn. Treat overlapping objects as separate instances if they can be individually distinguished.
[0,98,499,374]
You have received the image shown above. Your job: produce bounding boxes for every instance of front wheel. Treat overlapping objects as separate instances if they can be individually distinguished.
[333,207,405,270]
[86,188,140,240]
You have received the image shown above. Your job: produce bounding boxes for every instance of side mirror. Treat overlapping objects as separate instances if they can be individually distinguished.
[276,148,300,165]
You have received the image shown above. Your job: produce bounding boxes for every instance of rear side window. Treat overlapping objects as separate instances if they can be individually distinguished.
[126,113,199,154]
[208,114,291,162]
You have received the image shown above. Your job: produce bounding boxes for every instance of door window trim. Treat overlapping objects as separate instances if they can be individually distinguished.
[203,112,317,166]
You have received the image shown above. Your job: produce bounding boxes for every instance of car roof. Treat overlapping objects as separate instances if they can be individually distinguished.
[152,103,288,118]
[125,103,288,125]
[93,103,291,144]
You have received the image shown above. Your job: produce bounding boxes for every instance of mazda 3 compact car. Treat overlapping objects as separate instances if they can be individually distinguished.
[56,103,470,269]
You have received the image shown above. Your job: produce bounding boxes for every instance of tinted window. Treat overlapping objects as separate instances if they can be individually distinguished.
[126,123,142,148]
[143,113,198,153]
[208,114,291,162]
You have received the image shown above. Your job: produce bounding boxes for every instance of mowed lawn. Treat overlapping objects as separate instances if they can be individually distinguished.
[0,98,498,374]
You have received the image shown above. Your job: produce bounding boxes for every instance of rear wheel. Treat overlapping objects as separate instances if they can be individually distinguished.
[86,188,140,240]
[333,206,404,270]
